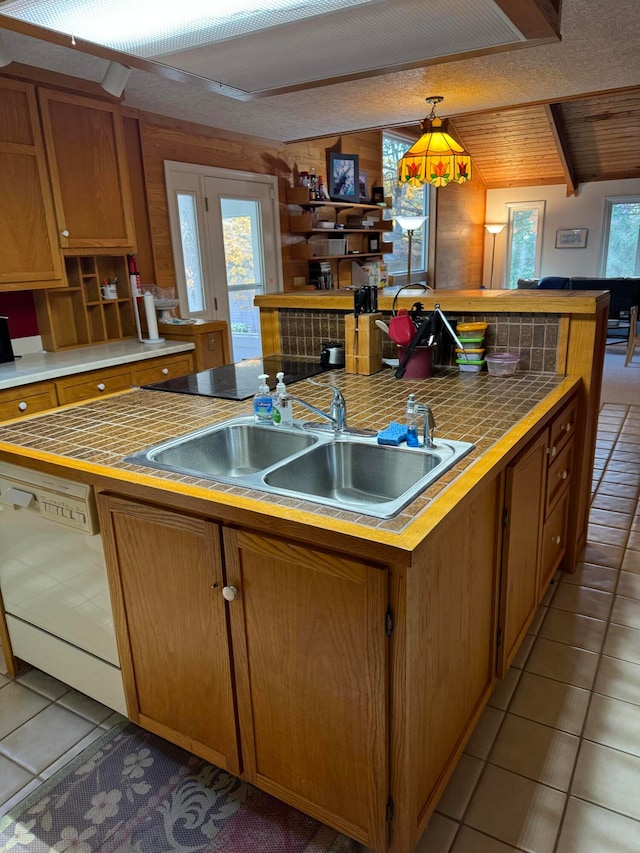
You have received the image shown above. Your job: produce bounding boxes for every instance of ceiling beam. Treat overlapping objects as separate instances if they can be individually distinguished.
[493,0,561,40]
[544,103,578,196]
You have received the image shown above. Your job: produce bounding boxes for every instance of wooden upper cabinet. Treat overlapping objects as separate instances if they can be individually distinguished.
[37,89,136,251]
[0,78,63,289]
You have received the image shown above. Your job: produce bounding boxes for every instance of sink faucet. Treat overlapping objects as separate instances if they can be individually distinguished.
[288,379,376,436]
[414,403,436,448]
[288,383,346,432]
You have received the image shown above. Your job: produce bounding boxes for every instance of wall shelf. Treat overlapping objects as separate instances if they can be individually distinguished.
[34,255,137,351]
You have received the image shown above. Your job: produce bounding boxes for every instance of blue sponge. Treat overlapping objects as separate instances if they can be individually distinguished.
[377,422,407,446]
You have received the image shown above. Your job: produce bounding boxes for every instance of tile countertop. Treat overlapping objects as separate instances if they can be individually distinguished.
[0,340,196,391]
[0,367,579,545]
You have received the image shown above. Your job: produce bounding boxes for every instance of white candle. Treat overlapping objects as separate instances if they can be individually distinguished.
[143,291,160,341]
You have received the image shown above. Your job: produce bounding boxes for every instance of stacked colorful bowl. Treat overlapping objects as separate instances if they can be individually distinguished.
[455,322,488,371]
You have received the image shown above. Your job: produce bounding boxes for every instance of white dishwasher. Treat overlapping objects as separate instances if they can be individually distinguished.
[0,461,127,714]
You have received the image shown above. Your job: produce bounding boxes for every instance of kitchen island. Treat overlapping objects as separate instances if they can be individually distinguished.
[0,360,584,853]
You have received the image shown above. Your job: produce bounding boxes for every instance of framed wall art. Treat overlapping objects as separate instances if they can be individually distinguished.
[556,228,588,248]
[327,153,359,203]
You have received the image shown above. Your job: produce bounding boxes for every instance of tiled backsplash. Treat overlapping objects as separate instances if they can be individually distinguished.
[278,310,561,373]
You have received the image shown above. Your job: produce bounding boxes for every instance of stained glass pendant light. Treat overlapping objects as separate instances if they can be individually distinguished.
[398,96,472,188]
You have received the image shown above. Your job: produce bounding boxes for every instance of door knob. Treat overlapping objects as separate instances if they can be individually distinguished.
[222,585,238,601]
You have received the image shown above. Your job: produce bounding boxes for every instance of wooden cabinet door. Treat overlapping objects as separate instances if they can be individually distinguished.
[0,78,63,288]
[224,528,388,852]
[37,90,135,250]
[498,429,547,674]
[98,495,240,774]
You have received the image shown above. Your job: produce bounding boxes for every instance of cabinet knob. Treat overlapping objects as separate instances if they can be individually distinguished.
[552,535,562,545]
[18,401,27,412]
[222,585,238,601]
[562,422,572,432]
[547,446,557,457]
[97,383,106,392]
[162,367,169,375]
[61,229,70,237]
[558,470,569,480]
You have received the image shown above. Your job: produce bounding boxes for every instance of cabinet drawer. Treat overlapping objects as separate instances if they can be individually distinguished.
[56,369,132,405]
[132,355,193,386]
[539,490,570,598]
[547,397,578,460]
[0,383,58,422]
[546,439,573,515]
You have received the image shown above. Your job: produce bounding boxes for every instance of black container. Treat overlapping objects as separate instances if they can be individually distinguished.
[0,317,15,364]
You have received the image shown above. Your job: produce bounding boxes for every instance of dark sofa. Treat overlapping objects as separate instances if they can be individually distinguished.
[536,277,640,321]
[533,276,640,343]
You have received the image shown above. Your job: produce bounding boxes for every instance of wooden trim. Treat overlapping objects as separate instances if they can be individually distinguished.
[259,307,282,355]
[255,289,609,315]
[492,0,561,40]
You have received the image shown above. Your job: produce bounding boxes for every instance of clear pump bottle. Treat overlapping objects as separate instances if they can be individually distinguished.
[272,372,293,426]
[253,374,273,423]
[406,393,420,447]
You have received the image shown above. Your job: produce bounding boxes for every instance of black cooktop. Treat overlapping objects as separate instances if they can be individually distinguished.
[143,356,329,401]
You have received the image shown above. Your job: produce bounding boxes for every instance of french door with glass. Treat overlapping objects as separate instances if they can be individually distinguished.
[165,163,282,360]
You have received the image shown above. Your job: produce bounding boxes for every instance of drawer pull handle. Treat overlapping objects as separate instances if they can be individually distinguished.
[558,470,569,480]
[222,585,237,601]
[562,422,572,432]
[552,535,562,545]
[18,401,27,412]
[61,229,70,237]
[162,368,169,375]
[547,446,557,457]
[97,383,106,392]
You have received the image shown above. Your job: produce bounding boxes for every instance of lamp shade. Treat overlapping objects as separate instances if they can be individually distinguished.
[398,116,471,188]
[484,223,506,235]
[395,215,427,232]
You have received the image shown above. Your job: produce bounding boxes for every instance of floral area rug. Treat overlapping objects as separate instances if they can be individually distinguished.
[0,722,356,853]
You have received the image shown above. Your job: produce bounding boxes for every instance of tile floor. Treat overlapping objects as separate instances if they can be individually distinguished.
[1,403,639,853]
[411,402,640,853]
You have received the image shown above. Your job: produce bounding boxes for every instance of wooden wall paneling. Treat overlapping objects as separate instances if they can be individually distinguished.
[434,178,486,289]
[122,115,155,284]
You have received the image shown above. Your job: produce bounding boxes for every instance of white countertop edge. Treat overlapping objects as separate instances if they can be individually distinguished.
[0,340,196,390]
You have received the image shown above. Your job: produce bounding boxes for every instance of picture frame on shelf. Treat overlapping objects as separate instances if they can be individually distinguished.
[359,170,368,202]
[328,153,359,203]
[555,228,588,248]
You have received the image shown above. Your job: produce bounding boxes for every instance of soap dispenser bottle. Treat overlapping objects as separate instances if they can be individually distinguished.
[272,372,293,426]
[253,374,273,423]
[406,393,420,447]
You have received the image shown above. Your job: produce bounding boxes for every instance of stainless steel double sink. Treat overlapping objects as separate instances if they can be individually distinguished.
[125,417,474,519]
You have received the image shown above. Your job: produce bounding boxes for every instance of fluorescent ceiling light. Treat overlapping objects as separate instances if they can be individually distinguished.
[0,0,378,57]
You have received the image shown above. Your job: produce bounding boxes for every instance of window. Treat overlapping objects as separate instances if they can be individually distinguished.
[382,131,430,285]
[602,197,640,276]
[505,201,545,289]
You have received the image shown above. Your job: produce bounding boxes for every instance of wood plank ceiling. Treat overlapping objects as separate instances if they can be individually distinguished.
[450,87,640,195]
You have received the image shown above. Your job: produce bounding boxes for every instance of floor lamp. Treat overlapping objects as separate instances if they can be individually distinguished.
[396,215,428,286]
[484,224,506,288]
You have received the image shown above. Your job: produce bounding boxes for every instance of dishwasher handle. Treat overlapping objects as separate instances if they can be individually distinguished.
[5,487,35,508]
